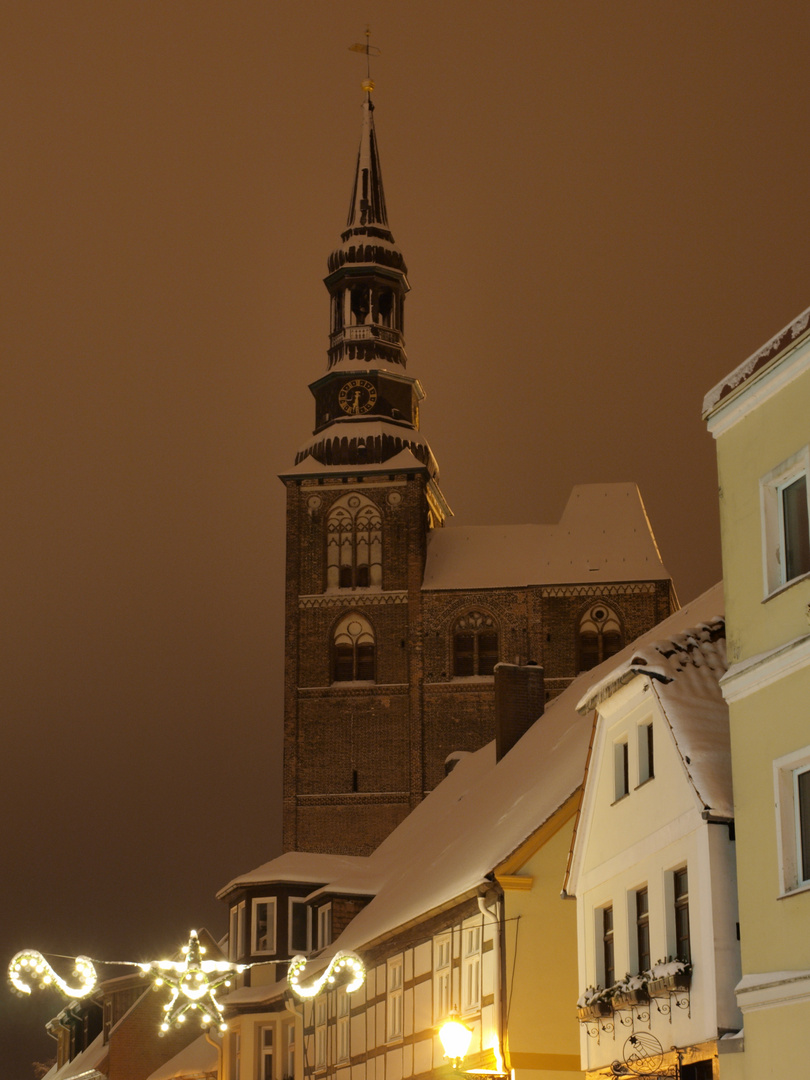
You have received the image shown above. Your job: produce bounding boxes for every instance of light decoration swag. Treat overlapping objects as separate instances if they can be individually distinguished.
[287,950,366,999]
[9,931,245,1036]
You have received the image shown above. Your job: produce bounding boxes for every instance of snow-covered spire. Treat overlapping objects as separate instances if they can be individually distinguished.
[345,96,389,232]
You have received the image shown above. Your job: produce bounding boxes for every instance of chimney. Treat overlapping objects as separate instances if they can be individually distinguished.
[495,662,545,762]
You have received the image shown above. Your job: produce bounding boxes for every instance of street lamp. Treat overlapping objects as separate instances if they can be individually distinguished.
[439,1012,473,1070]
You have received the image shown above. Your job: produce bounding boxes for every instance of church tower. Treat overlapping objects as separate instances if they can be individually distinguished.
[280,81,450,855]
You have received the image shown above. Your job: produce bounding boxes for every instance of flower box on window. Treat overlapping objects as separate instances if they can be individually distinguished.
[577,999,613,1021]
[613,986,650,1008]
[647,971,690,995]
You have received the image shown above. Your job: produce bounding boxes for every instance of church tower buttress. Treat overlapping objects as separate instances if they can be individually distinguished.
[280,83,450,856]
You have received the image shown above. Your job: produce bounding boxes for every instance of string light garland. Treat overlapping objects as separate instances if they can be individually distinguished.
[9,951,97,999]
[287,950,365,998]
[8,930,245,1036]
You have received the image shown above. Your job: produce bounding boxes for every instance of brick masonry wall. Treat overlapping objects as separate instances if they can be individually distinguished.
[283,465,677,855]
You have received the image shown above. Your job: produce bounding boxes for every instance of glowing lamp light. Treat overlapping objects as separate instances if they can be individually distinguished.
[287,951,366,999]
[439,1013,473,1069]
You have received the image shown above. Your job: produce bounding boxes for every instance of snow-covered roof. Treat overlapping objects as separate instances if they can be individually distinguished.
[577,582,731,817]
[221,975,288,1008]
[47,1030,107,1080]
[319,669,613,951]
[146,1034,218,1080]
[216,851,370,899]
[280,446,428,478]
[702,305,810,415]
[422,483,670,590]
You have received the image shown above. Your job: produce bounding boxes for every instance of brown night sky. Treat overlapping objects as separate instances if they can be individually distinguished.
[2,2,809,1074]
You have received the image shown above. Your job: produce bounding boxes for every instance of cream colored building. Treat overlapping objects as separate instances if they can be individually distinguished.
[703,307,810,1078]
[564,586,741,1080]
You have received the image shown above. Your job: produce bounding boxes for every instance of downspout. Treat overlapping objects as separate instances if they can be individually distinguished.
[478,889,507,1075]
[204,1028,224,1080]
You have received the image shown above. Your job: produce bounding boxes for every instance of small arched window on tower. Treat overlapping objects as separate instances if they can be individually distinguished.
[452,611,499,677]
[333,613,375,683]
[326,494,382,589]
[578,602,624,671]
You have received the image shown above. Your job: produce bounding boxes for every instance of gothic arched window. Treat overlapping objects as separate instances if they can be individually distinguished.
[452,611,499,677]
[326,494,382,589]
[333,613,375,683]
[578,603,624,672]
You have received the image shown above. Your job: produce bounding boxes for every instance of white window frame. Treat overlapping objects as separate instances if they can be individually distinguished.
[288,897,311,954]
[230,900,246,962]
[314,995,327,1070]
[433,933,452,1022]
[386,956,404,1041]
[251,897,277,956]
[284,1021,295,1080]
[258,1026,274,1080]
[461,923,481,1014]
[233,1032,242,1080]
[760,446,810,596]
[318,903,332,949]
[774,745,810,895]
[336,987,350,1063]
[637,720,654,785]
[613,738,629,801]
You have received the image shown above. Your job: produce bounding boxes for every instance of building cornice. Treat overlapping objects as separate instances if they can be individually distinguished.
[736,969,810,1012]
[704,319,810,437]
[720,632,810,703]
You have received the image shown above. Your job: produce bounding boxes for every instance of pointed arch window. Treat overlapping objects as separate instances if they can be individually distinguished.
[453,611,499,677]
[327,494,382,589]
[333,613,375,683]
[579,603,623,672]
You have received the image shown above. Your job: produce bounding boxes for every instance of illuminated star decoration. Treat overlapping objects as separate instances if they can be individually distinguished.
[138,930,244,1035]
[287,950,365,999]
[8,931,244,1037]
[9,951,97,999]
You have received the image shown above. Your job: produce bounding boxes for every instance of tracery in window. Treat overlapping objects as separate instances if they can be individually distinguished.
[333,613,375,683]
[326,493,382,589]
[578,603,624,671]
[453,611,499,677]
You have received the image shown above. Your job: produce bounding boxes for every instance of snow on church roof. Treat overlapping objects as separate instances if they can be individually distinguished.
[422,483,670,590]
[578,581,731,817]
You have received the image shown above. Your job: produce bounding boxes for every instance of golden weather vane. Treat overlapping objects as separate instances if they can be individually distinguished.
[349,26,380,94]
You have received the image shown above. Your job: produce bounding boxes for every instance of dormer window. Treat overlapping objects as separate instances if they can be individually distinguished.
[252,898,277,956]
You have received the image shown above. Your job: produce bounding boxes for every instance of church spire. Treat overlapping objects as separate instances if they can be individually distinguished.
[345,95,389,232]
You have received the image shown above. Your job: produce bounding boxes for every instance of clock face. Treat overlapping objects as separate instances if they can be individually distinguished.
[338,378,377,415]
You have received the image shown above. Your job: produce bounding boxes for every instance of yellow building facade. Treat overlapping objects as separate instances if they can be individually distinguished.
[704,308,810,1078]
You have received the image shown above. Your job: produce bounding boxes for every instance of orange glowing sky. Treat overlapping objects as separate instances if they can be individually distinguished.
[2,3,809,1074]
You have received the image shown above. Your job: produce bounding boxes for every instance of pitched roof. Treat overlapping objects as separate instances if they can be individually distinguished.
[422,483,670,590]
[216,851,370,900]
[577,581,731,817]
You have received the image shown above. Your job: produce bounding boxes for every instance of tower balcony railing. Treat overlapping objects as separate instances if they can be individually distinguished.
[331,325,401,347]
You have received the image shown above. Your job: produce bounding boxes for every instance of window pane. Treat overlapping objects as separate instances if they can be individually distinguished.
[334,644,353,681]
[454,633,475,676]
[356,643,375,680]
[783,475,810,582]
[580,632,599,671]
[603,906,614,987]
[478,632,499,675]
[603,631,623,659]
